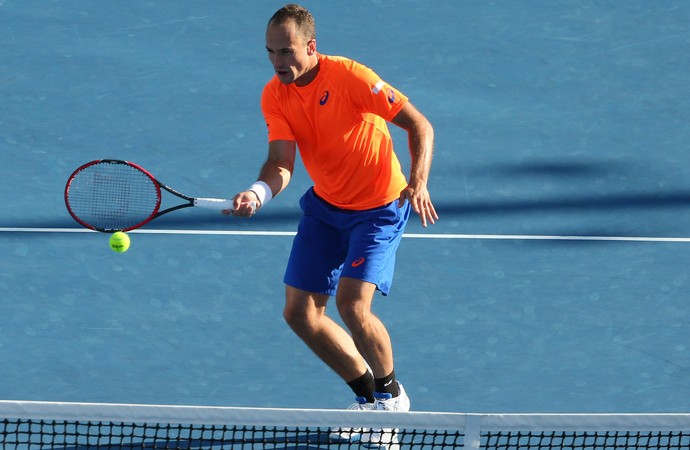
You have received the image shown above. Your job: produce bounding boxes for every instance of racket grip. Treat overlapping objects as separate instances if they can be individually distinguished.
[194,198,233,210]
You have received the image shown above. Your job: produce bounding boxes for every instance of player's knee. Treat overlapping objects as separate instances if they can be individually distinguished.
[282,302,303,328]
[283,301,319,334]
[336,298,367,331]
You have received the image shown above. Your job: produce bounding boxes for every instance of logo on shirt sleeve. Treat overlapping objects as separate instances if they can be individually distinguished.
[372,81,396,103]
[387,88,396,103]
[372,80,385,95]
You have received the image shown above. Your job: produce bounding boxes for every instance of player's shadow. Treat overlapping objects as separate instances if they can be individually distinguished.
[434,191,690,216]
[441,160,689,213]
[5,159,690,236]
[419,158,690,237]
[0,206,303,231]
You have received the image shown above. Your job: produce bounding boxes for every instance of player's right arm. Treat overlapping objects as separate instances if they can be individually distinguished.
[228,139,296,217]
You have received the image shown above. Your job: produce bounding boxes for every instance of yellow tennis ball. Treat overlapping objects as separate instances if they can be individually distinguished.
[109,231,131,253]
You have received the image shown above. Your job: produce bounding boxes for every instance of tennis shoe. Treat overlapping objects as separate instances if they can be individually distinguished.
[328,396,375,442]
[361,382,409,449]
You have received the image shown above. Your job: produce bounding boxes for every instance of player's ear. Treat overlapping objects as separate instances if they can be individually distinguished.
[307,38,316,56]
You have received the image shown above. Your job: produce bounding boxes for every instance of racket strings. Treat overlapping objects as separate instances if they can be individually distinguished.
[66,162,160,231]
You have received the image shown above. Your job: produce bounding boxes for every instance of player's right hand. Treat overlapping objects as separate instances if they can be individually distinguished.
[223,192,259,217]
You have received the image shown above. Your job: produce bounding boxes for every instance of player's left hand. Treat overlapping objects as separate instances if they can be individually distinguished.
[399,184,438,227]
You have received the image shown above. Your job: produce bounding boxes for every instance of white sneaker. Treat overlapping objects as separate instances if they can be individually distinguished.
[328,396,375,442]
[362,382,410,449]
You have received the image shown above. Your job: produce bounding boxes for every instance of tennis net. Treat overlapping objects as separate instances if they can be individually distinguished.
[0,400,688,449]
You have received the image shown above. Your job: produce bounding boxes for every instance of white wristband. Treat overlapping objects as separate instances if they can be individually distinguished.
[248,181,272,208]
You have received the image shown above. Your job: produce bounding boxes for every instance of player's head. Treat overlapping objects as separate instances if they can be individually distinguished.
[266,4,318,85]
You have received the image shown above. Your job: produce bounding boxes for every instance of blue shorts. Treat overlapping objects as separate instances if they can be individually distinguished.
[284,188,410,296]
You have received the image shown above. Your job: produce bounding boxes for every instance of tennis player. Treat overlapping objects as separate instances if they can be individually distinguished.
[229,3,437,444]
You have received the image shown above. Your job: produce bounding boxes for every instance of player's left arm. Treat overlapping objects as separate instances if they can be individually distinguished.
[391,101,438,227]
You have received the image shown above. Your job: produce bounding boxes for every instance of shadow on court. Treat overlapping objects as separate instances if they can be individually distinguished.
[3,190,690,235]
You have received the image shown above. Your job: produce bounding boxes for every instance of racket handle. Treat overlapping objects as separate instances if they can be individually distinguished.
[194,198,233,210]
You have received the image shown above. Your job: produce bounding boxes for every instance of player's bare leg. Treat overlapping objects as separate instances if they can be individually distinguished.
[284,285,369,382]
[334,277,394,379]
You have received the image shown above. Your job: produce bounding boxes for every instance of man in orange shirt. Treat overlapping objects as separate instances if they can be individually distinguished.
[230,4,437,444]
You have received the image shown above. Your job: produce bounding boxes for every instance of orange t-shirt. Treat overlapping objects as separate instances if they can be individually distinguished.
[261,54,409,210]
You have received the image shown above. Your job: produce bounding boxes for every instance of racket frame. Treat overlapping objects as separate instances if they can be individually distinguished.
[65,159,214,232]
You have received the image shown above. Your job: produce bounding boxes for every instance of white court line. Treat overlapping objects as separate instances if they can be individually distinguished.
[1,228,690,243]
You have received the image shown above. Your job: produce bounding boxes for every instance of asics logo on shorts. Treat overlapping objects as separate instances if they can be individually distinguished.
[351,257,365,267]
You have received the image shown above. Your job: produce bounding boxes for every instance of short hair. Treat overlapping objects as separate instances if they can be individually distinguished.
[268,4,316,42]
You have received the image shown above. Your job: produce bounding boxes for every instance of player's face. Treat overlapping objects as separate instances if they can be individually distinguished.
[265,21,316,86]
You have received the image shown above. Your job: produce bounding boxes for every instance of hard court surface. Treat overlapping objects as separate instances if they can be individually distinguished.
[1,1,689,413]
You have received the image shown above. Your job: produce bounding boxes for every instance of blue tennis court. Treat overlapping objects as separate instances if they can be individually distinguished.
[1,1,689,414]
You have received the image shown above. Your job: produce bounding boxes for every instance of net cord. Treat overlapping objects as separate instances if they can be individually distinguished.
[0,401,688,435]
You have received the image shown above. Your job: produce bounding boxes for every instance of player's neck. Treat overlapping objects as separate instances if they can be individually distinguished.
[295,54,320,87]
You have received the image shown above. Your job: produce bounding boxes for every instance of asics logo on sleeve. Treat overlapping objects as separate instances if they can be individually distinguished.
[372,81,396,103]
[387,89,396,103]
[351,257,365,267]
[319,90,330,105]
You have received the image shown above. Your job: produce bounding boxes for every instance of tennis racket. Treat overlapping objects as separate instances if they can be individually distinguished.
[65,159,236,232]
